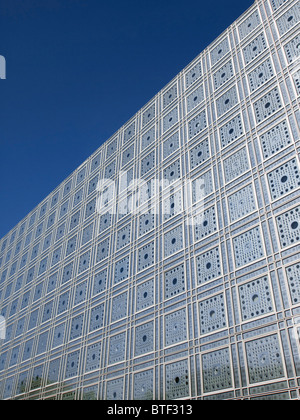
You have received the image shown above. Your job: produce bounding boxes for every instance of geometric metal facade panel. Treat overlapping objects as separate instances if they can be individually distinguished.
[202,348,233,394]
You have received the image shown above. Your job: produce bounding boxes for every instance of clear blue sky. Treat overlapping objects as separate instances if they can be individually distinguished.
[0,0,254,238]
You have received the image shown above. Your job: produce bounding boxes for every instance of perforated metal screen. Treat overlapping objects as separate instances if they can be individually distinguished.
[0,0,300,400]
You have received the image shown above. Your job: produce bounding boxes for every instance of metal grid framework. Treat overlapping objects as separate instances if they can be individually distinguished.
[0,0,300,401]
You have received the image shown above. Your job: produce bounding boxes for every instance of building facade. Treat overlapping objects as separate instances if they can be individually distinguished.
[0,0,300,400]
